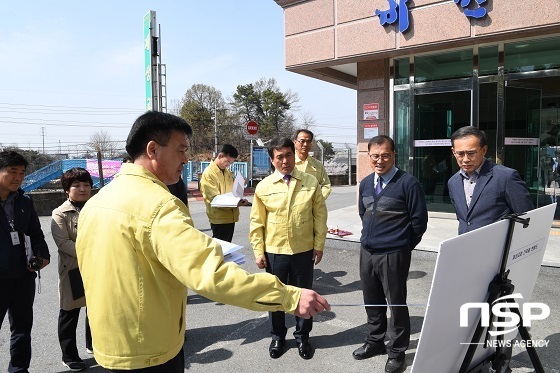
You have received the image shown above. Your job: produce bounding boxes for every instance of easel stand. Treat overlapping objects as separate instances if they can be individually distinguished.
[459,213,545,373]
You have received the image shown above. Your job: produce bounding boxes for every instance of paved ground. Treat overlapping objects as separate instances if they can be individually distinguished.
[1,185,559,372]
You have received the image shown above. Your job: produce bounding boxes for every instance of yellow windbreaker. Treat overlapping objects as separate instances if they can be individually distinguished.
[250,169,328,258]
[76,164,301,370]
[295,154,331,199]
[200,161,240,224]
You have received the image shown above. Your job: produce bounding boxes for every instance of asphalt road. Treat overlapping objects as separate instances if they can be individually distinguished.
[1,186,559,372]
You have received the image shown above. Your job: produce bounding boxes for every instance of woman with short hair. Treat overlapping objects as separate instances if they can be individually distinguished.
[51,167,93,372]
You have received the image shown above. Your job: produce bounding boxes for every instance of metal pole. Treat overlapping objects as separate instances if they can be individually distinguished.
[345,144,352,185]
[348,148,352,185]
[249,140,254,188]
[97,150,105,188]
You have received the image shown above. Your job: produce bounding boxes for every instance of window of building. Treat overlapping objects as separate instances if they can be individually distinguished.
[415,49,473,83]
[394,58,410,85]
[505,37,560,73]
[479,45,498,76]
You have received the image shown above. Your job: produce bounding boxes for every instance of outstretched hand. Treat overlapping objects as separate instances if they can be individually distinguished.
[294,289,330,319]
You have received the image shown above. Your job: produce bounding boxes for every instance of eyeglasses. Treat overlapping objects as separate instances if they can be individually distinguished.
[369,153,392,161]
[453,149,480,158]
[296,139,313,144]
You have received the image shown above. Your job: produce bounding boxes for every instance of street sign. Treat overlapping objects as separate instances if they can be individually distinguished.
[247,121,258,135]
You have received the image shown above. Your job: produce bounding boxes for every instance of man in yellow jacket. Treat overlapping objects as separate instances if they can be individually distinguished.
[75,112,330,372]
[200,144,249,242]
[293,129,331,200]
[250,137,328,361]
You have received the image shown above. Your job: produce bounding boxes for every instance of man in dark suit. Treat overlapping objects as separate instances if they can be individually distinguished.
[448,126,534,235]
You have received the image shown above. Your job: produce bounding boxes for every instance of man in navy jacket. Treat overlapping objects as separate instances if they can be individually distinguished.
[354,136,427,373]
[448,126,533,235]
[0,151,50,373]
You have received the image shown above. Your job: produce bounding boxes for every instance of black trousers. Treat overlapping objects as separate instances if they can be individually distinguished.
[58,308,92,363]
[0,272,36,373]
[210,223,235,242]
[359,248,411,358]
[265,250,314,343]
[109,347,184,373]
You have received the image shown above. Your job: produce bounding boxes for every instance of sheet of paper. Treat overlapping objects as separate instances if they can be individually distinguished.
[24,235,33,263]
[233,173,245,198]
[225,251,245,265]
[210,192,241,208]
[214,238,245,264]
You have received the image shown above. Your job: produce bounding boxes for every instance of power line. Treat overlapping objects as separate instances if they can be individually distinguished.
[0,102,145,111]
[0,120,130,128]
[0,116,132,125]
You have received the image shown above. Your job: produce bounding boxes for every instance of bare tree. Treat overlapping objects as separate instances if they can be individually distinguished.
[87,130,118,159]
[298,112,316,130]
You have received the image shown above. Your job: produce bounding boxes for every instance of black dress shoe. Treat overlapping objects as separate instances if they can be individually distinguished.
[352,342,386,360]
[385,353,405,373]
[297,341,313,360]
[269,340,285,359]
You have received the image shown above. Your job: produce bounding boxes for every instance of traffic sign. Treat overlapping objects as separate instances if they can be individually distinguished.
[247,121,258,135]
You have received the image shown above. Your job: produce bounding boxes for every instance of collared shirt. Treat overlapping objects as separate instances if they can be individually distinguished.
[460,160,485,207]
[375,166,399,190]
[275,170,293,184]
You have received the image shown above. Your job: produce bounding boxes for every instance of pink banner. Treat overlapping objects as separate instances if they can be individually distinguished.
[86,159,123,178]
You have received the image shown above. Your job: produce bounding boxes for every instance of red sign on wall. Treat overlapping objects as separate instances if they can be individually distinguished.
[246,121,258,135]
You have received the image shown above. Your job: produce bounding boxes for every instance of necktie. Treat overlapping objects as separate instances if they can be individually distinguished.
[283,174,292,186]
[375,177,383,196]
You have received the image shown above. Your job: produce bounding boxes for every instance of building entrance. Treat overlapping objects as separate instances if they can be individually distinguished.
[407,74,560,217]
[413,90,471,212]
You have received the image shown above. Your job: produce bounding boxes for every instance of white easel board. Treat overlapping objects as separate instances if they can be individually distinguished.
[412,204,555,372]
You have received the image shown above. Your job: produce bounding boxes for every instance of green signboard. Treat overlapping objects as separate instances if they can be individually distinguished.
[143,11,154,111]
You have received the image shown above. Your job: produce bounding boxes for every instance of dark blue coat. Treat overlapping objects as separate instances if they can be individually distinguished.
[0,189,49,278]
[448,160,534,235]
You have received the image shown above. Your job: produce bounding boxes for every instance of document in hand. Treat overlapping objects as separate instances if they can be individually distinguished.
[214,238,245,265]
[210,192,240,208]
[210,173,246,208]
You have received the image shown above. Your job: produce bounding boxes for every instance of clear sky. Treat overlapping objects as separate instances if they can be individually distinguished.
[0,1,356,155]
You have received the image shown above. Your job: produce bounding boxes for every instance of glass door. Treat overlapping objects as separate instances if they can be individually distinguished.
[413,90,471,212]
[503,84,541,208]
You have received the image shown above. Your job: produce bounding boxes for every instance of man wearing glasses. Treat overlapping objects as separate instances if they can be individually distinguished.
[293,129,331,199]
[354,135,428,373]
[448,126,533,235]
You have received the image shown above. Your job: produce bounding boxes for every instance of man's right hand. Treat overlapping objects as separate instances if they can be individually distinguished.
[255,255,267,269]
[294,289,331,319]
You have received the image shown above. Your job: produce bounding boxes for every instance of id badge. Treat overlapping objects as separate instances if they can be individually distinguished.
[10,231,20,245]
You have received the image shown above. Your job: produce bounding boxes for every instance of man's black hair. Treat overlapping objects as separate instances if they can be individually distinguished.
[268,137,295,158]
[293,129,314,140]
[368,135,395,152]
[0,151,29,171]
[125,111,193,160]
[219,144,238,158]
[450,126,488,148]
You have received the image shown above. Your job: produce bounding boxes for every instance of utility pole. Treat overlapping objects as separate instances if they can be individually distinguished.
[41,127,45,153]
